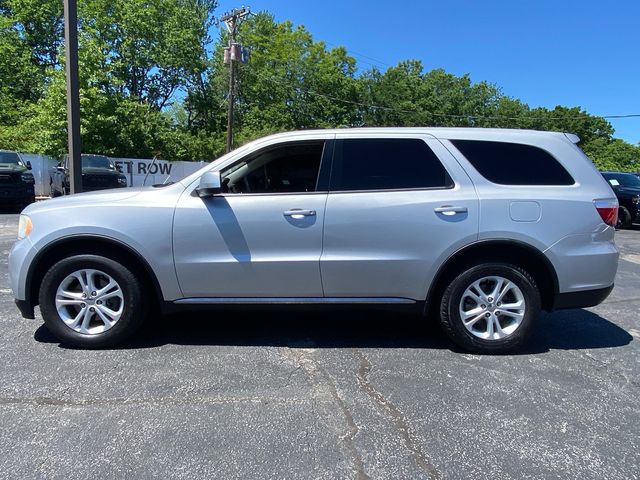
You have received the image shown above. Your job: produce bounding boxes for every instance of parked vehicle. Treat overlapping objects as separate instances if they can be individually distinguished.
[0,150,35,210]
[50,154,127,196]
[601,172,640,228]
[10,128,619,353]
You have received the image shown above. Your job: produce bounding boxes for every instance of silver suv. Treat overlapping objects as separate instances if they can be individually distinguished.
[9,128,619,353]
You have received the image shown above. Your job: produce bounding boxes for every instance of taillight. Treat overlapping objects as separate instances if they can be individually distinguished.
[593,199,619,227]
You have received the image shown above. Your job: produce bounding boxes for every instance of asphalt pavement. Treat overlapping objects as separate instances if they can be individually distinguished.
[0,213,638,479]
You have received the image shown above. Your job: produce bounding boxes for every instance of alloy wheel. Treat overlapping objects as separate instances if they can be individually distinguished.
[458,276,526,340]
[55,269,124,334]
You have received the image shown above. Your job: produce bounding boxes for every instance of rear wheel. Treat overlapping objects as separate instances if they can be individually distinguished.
[439,263,540,354]
[616,206,632,229]
[50,182,61,197]
[39,255,146,348]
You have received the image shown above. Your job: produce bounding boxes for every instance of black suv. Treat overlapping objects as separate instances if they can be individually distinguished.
[50,154,127,196]
[601,171,640,228]
[0,150,35,210]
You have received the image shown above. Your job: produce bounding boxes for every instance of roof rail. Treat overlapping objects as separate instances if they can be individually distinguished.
[564,133,580,144]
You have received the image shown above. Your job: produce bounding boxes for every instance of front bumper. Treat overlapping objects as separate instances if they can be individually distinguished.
[0,186,35,204]
[8,236,38,315]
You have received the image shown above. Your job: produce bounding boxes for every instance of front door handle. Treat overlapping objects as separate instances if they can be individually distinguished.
[283,209,316,218]
[434,205,468,215]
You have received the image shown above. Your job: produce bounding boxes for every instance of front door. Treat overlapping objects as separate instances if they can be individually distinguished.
[173,139,332,298]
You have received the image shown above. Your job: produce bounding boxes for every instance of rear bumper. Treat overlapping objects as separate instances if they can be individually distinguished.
[545,229,619,294]
[551,284,614,310]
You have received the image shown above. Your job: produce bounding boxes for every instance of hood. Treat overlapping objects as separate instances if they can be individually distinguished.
[617,186,640,196]
[0,163,27,173]
[82,167,121,175]
[23,188,147,215]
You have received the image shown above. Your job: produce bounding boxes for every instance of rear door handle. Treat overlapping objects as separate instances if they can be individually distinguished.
[283,209,316,218]
[434,205,468,215]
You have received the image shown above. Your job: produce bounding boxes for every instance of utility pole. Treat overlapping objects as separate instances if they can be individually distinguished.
[221,7,250,153]
[226,51,236,154]
[63,0,82,193]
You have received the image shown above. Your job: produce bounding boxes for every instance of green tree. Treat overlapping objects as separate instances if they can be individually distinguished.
[582,137,640,171]
[0,0,218,159]
[1,4,638,168]
[185,12,362,147]
[361,62,504,127]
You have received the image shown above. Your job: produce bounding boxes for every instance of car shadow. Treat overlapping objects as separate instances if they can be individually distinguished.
[34,307,633,354]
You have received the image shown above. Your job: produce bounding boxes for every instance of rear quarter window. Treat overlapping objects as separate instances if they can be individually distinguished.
[451,140,575,186]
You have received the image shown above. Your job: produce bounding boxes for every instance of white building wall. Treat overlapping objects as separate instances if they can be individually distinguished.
[18,153,207,196]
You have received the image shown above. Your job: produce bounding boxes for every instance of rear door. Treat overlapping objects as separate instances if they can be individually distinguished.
[320,133,479,300]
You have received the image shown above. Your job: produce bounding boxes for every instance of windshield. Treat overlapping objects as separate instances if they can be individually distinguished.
[82,155,113,169]
[603,173,640,188]
[0,151,23,165]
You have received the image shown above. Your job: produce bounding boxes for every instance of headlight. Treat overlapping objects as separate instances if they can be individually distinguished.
[117,175,127,186]
[633,196,640,204]
[17,215,33,239]
[21,173,35,184]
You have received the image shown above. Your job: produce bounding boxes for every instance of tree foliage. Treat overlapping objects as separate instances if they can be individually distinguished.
[0,4,638,169]
[0,0,217,159]
[185,13,362,142]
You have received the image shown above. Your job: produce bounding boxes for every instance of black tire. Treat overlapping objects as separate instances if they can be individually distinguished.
[616,206,632,229]
[39,254,146,348]
[439,263,541,354]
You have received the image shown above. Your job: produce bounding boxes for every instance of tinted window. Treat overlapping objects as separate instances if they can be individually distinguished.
[451,140,575,185]
[330,139,452,191]
[221,141,325,194]
[602,172,640,188]
[0,151,22,165]
[82,155,113,169]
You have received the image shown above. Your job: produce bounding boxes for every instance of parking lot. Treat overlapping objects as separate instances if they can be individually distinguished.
[0,212,638,479]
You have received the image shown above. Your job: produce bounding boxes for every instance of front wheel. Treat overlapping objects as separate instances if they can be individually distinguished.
[439,263,541,354]
[39,255,146,348]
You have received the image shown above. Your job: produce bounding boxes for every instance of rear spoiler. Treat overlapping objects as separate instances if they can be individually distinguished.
[564,133,580,144]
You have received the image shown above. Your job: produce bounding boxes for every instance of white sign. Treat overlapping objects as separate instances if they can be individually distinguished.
[19,153,207,196]
[111,158,206,187]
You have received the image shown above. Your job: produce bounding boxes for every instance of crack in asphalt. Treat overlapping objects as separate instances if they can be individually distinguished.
[352,349,442,480]
[279,347,370,480]
[572,351,640,390]
[0,395,309,407]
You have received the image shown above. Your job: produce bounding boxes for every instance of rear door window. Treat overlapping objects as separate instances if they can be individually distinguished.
[451,140,574,185]
[330,138,453,191]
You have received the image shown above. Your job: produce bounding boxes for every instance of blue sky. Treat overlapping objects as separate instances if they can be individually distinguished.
[215,0,640,144]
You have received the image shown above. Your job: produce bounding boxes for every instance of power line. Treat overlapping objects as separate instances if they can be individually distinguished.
[322,40,393,70]
[250,71,640,123]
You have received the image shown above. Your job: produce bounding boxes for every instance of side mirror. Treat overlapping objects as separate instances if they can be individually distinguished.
[196,171,222,198]
[26,161,32,170]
